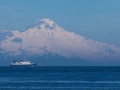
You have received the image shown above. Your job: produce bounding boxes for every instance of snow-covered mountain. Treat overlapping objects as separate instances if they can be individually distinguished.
[0,19,120,65]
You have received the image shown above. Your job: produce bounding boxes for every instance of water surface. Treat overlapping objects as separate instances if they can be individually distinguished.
[0,66,120,90]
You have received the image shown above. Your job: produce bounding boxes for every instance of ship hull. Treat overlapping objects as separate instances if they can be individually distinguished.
[10,64,37,67]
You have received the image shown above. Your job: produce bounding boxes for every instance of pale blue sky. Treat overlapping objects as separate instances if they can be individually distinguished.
[0,0,120,47]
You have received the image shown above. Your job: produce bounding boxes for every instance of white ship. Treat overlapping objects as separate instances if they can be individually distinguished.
[10,60,37,67]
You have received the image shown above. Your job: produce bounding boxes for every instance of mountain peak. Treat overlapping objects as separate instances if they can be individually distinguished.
[38,19,55,25]
[23,19,57,31]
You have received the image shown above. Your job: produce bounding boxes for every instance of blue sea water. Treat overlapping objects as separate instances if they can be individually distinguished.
[0,66,120,90]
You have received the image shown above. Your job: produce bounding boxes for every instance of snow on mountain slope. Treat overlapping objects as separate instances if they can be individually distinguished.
[0,19,120,63]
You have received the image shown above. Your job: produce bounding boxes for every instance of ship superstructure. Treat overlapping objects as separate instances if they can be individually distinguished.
[10,60,37,67]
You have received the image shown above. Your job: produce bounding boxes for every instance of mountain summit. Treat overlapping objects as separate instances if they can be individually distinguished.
[0,19,120,66]
[24,19,57,31]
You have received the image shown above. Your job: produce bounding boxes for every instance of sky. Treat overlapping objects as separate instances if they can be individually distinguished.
[0,0,120,47]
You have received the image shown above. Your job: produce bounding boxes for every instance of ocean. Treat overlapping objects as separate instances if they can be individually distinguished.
[0,66,120,90]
